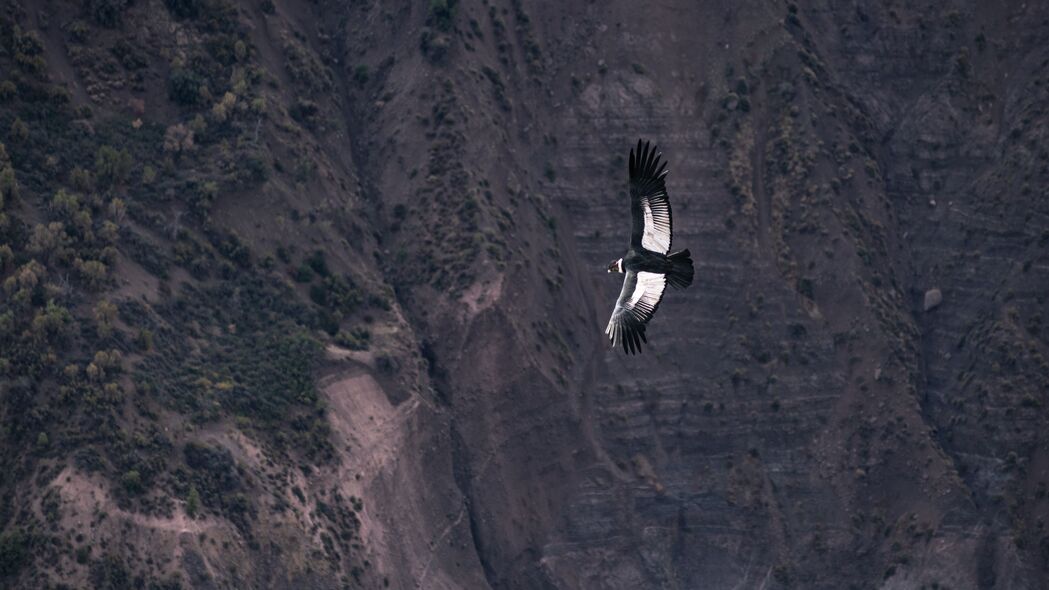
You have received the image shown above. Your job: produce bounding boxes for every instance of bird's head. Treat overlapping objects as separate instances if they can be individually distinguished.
[607,258,623,273]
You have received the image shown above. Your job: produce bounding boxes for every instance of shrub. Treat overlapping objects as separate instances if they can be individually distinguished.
[797,277,815,299]
[70,167,94,192]
[289,99,320,128]
[238,153,268,185]
[135,329,154,351]
[306,250,329,277]
[164,0,202,19]
[121,469,143,494]
[211,91,237,122]
[186,486,201,517]
[0,166,19,203]
[32,300,72,340]
[353,65,369,85]
[95,145,133,187]
[14,27,44,59]
[294,263,313,283]
[0,530,27,576]
[168,69,206,106]
[94,300,118,338]
[163,123,195,155]
[87,0,130,27]
[429,0,458,31]
[335,328,370,351]
[76,259,109,290]
[110,39,148,70]
[90,555,132,588]
[10,118,28,142]
[67,20,90,42]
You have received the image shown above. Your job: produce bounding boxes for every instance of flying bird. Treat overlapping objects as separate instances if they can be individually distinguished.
[605,140,694,354]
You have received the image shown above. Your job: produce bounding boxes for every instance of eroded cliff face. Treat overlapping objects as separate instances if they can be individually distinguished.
[1,0,1048,588]
[344,0,1049,587]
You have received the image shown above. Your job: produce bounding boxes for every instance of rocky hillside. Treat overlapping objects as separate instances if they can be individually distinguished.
[1,0,1047,588]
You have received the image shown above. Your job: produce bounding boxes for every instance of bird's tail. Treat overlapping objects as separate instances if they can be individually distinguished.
[666,249,694,289]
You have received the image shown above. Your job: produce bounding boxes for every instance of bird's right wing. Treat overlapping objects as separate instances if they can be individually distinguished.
[629,140,672,254]
[605,270,667,354]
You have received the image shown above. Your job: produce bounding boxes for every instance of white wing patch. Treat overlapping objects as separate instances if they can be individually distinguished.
[640,199,672,254]
[629,271,666,312]
[603,270,668,354]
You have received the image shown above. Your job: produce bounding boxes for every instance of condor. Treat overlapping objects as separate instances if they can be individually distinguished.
[605,140,694,354]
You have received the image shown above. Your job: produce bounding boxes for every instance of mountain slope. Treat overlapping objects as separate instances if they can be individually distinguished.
[1,0,1048,589]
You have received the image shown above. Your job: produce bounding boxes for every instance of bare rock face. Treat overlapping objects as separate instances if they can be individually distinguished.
[924,288,943,311]
[330,0,1049,587]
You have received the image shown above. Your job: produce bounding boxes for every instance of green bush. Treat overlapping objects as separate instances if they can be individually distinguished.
[87,0,131,27]
[168,69,207,106]
[95,145,132,187]
[0,81,15,101]
[165,0,202,19]
[306,250,329,277]
[187,486,201,517]
[121,469,143,494]
[335,328,370,351]
[353,64,369,85]
[294,263,314,283]
[0,530,27,576]
[429,0,458,31]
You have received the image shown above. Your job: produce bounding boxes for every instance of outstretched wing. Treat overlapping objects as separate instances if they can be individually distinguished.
[605,270,667,354]
[629,139,672,254]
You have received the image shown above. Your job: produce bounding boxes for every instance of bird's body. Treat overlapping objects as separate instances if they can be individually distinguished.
[604,140,694,354]
[622,248,677,276]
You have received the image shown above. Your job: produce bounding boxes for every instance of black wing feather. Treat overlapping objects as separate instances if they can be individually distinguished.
[605,270,667,355]
[628,140,673,254]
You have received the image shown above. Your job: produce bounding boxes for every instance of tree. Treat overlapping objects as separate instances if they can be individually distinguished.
[9,118,28,142]
[163,123,195,156]
[76,259,108,290]
[165,0,202,19]
[168,69,206,106]
[0,530,26,576]
[95,145,133,188]
[94,300,118,338]
[135,329,154,351]
[121,470,142,494]
[31,300,72,341]
[70,167,94,192]
[211,92,237,123]
[87,0,130,27]
[108,198,127,222]
[0,81,15,101]
[0,245,12,270]
[28,222,69,261]
[0,166,18,205]
[99,220,119,244]
[186,486,201,517]
[50,189,80,220]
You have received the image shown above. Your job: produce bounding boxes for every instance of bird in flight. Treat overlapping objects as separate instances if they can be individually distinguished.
[605,140,694,354]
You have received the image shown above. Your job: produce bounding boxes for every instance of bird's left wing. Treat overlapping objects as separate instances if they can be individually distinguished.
[605,270,667,354]
[629,140,672,254]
